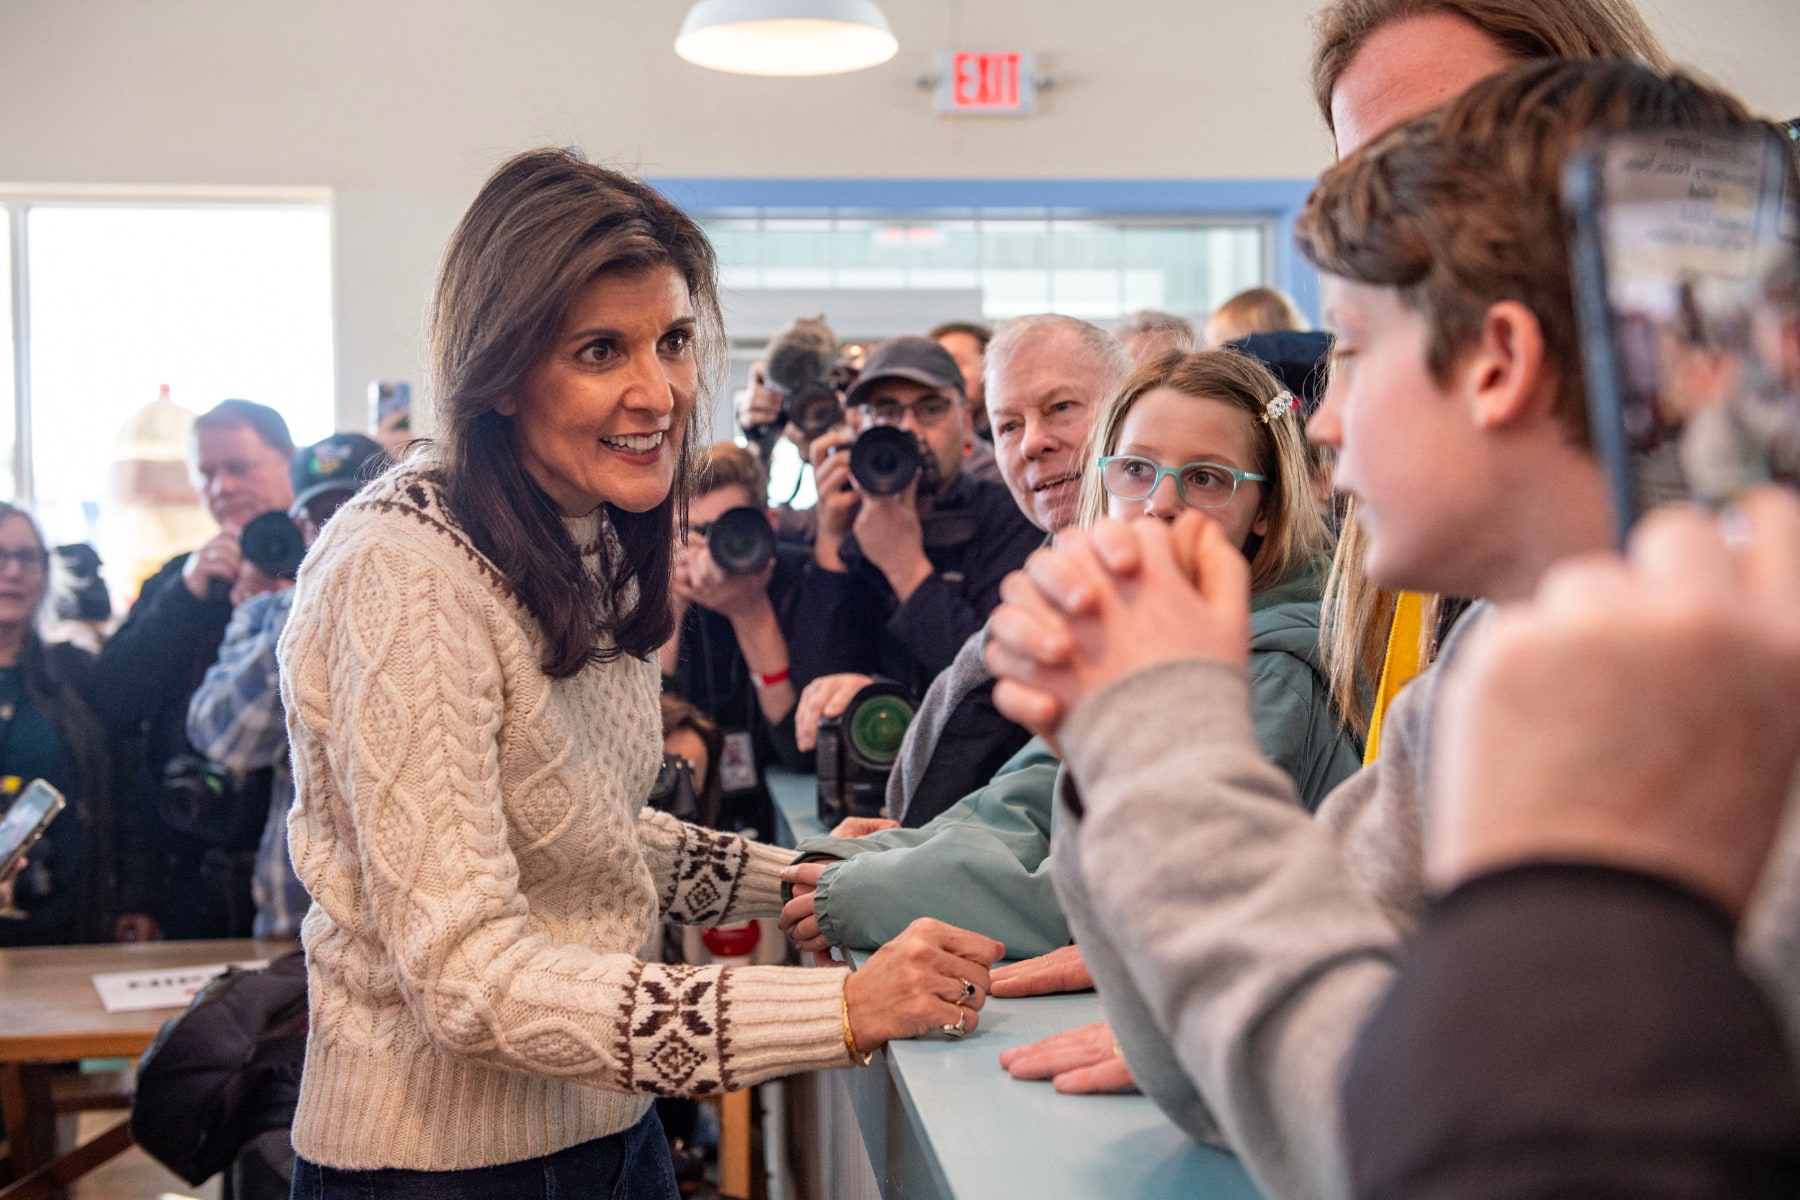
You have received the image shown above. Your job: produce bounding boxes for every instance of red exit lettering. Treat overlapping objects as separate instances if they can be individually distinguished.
[952,52,1022,110]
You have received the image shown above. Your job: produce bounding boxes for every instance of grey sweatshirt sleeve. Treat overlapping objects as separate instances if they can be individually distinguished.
[1056,657,1421,1200]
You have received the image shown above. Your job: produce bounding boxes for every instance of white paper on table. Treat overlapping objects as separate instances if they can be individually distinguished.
[91,959,269,1013]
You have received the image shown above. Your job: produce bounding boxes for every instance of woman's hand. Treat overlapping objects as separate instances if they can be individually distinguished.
[778,861,833,954]
[112,912,162,942]
[794,673,874,752]
[986,513,1251,740]
[844,918,1004,1050]
[831,816,899,839]
[998,1021,1138,1094]
[988,944,1093,998]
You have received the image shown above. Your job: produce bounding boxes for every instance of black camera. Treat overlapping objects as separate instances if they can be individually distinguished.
[748,321,846,445]
[159,755,258,844]
[775,379,843,440]
[816,681,916,827]
[239,511,307,580]
[705,507,777,576]
[647,753,701,824]
[848,426,924,497]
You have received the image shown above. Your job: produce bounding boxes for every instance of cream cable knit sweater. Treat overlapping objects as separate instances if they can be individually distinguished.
[278,465,849,1171]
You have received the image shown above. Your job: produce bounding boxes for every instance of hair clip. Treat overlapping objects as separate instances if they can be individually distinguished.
[1261,389,1296,424]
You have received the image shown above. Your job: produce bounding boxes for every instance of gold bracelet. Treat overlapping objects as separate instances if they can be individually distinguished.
[842,988,872,1067]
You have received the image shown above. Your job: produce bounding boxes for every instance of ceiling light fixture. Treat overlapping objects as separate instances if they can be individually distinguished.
[675,0,898,77]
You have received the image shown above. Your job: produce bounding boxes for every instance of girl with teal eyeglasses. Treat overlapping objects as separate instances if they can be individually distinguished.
[1071,346,1360,808]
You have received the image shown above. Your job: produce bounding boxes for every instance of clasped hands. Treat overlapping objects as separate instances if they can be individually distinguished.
[984,510,1253,743]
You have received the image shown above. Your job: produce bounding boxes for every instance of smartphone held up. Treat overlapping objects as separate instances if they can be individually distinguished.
[1566,123,1800,541]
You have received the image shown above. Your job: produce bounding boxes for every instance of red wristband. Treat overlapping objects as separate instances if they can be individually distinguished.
[753,666,790,689]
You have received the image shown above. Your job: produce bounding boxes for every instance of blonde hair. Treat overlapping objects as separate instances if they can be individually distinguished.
[1075,349,1331,595]
[1209,288,1309,342]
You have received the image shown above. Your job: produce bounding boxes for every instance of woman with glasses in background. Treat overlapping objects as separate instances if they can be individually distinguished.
[0,503,113,945]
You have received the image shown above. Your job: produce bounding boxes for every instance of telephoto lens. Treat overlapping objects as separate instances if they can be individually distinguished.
[705,507,777,577]
[848,426,923,497]
[239,510,308,580]
[816,680,917,826]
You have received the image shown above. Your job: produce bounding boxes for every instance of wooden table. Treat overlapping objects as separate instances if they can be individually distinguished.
[0,938,294,1199]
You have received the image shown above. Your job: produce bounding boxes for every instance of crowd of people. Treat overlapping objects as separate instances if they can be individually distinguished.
[2,0,1798,1198]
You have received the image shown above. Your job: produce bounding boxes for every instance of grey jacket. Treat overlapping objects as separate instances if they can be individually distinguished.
[798,567,1361,958]
[1053,601,1800,1199]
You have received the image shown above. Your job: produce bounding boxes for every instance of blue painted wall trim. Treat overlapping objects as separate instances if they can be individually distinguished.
[648,177,1322,322]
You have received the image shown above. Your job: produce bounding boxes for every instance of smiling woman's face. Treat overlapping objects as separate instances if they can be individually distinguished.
[0,514,48,630]
[498,264,699,517]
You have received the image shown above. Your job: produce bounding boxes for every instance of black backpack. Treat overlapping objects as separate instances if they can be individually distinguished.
[131,950,308,1186]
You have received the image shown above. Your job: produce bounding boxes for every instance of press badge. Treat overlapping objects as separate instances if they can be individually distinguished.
[719,730,759,793]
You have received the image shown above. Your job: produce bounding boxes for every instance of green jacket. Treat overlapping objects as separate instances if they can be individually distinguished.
[796,564,1360,957]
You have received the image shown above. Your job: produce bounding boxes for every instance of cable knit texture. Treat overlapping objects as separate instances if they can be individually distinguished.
[279,462,847,1171]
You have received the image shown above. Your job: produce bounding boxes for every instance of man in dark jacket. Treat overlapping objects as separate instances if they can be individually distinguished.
[795,317,1133,828]
[791,336,1042,699]
[94,399,295,941]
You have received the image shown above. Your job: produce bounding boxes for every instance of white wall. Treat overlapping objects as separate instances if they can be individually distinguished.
[1,0,1795,431]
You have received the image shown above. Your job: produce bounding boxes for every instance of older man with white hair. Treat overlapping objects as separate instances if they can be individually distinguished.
[793,314,1132,827]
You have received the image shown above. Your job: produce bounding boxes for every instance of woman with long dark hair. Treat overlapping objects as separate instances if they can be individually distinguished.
[0,504,113,946]
[279,149,1000,1197]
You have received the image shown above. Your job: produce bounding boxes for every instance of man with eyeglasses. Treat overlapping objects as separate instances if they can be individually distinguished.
[791,337,1040,701]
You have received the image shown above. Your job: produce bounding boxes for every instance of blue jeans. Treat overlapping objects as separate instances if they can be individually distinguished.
[289,1108,677,1200]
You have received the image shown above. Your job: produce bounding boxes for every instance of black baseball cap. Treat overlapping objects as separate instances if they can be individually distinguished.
[290,433,385,512]
[843,337,965,409]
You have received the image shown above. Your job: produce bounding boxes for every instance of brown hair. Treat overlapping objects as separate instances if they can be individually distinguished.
[1302,59,1760,731]
[1075,349,1332,594]
[696,440,768,507]
[1299,60,1756,450]
[1210,288,1309,338]
[929,321,994,351]
[1310,0,1669,134]
[193,399,295,458]
[659,693,724,828]
[429,149,725,677]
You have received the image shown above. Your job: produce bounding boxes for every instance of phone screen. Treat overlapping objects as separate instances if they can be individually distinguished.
[0,780,65,877]
[1566,125,1800,538]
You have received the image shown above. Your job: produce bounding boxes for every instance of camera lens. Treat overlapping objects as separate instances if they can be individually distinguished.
[706,507,776,576]
[239,510,307,579]
[849,426,923,497]
[846,693,914,765]
[789,382,842,439]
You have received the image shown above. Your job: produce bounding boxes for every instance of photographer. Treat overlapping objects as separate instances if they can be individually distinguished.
[93,399,295,941]
[661,441,810,834]
[736,318,844,542]
[793,337,1040,697]
[186,433,383,939]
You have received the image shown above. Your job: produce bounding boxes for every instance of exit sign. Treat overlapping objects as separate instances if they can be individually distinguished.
[933,51,1039,115]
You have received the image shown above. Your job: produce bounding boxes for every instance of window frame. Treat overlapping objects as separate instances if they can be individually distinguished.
[0,183,334,506]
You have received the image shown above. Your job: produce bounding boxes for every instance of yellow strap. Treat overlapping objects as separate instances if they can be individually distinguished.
[1364,592,1428,765]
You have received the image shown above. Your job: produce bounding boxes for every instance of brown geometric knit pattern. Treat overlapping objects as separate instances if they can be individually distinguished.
[279,464,847,1172]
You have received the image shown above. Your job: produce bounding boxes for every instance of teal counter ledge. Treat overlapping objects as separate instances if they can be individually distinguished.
[767,768,1263,1200]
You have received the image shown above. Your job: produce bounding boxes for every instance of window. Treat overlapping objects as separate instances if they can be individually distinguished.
[700,212,1271,324]
[0,194,334,557]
